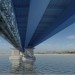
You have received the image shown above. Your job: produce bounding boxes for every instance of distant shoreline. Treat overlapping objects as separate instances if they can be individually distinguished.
[0,51,75,55]
[34,51,75,54]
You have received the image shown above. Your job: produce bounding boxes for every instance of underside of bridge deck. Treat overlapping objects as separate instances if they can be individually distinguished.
[0,0,75,52]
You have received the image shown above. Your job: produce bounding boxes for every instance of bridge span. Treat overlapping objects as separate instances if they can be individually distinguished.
[0,0,75,68]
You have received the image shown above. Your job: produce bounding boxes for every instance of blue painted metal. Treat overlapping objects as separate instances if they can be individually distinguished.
[1,0,75,51]
[33,15,75,47]
[25,0,51,47]
[27,0,73,47]
[11,0,75,49]
[12,0,30,50]
[31,0,75,47]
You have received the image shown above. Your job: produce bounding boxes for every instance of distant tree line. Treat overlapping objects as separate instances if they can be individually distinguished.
[35,51,75,54]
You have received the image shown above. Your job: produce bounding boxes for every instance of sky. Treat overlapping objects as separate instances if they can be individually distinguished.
[0,23,75,53]
[0,36,13,53]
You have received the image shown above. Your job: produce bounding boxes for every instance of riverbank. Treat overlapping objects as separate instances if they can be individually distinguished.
[34,51,75,54]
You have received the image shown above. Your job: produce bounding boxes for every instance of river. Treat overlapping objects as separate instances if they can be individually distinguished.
[0,54,75,75]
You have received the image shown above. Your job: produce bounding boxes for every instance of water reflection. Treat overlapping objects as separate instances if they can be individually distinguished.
[11,60,38,75]
[1,55,75,74]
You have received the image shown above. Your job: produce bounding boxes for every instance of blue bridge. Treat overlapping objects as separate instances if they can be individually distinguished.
[0,0,75,68]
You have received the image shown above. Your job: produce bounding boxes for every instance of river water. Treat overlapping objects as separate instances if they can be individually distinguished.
[0,54,75,75]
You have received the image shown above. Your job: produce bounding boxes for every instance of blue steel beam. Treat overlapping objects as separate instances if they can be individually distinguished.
[12,0,30,50]
[25,0,51,47]
[32,1,75,47]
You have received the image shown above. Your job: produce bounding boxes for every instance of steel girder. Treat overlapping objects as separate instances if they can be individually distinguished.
[0,0,22,50]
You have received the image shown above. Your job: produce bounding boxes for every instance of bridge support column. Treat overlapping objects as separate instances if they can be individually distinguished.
[9,48,21,68]
[22,48,36,69]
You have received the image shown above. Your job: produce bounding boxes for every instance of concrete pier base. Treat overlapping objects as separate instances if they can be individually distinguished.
[9,48,36,70]
[9,48,21,68]
[22,48,36,69]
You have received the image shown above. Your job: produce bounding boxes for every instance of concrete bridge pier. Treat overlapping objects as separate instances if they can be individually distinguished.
[9,48,36,70]
[9,48,21,69]
[22,48,36,69]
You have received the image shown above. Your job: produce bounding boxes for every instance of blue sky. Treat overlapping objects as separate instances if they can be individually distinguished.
[0,23,75,52]
[0,36,13,53]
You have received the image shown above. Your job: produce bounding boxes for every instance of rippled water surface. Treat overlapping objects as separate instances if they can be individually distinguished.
[0,54,75,75]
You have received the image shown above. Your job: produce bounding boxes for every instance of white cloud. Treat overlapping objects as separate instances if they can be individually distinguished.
[67,35,75,39]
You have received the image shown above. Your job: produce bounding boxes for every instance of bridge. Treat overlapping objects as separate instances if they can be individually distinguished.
[0,0,75,68]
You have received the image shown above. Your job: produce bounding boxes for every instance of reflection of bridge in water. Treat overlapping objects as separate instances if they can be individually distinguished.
[11,59,37,74]
[0,0,75,68]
